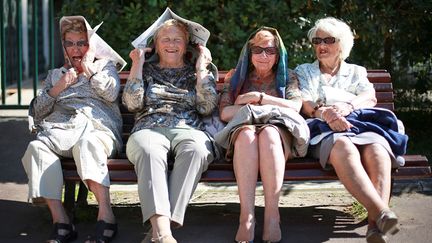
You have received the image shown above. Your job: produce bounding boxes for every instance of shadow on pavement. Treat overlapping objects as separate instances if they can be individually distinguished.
[177,202,365,243]
[0,199,367,243]
[0,117,34,184]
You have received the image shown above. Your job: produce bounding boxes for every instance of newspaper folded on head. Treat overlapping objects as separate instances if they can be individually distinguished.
[131,7,210,48]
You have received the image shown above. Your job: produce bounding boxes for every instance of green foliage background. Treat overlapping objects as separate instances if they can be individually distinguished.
[60,1,430,70]
[60,0,432,159]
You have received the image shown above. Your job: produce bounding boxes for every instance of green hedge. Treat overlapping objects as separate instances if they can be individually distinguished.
[60,0,432,92]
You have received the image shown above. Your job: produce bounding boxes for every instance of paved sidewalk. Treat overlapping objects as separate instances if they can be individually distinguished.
[1,116,431,243]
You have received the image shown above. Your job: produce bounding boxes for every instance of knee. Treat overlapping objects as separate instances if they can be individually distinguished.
[126,135,165,166]
[182,141,212,159]
[73,135,99,153]
[25,140,44,154]
[363,143,388,157]
[234,128,256,148]
[362,143,392,167]
[22,140,48,165]
[176,140,213,167]
[330,137,360,162]
[258,126,281,145]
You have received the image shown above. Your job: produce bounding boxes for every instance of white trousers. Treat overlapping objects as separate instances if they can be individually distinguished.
[126,127,214,226]
[21,131,115,201]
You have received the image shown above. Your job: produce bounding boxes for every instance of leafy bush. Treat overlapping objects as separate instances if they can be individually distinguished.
[60,0,432,82]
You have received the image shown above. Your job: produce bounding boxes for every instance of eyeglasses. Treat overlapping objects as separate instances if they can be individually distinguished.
[250,46,278,55]
[311,37,337,45]
[63,40,89,48]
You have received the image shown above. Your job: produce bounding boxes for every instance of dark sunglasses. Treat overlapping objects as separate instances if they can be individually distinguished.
[63,40,89,48]
[250,46,278,55]
[311,37,337,45]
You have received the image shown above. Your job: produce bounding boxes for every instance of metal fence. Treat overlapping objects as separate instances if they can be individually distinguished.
[1,0,55,109]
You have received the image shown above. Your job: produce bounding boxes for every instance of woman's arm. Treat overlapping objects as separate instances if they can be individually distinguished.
[220,104,243,122]
[195,73,218,116]
[32,69,72,121]
[218,69,239,122]
[122,48,150,112]
[195,46,218,116]
[89,61,121,102]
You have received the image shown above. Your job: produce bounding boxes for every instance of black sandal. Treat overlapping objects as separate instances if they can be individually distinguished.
[47,222,78,243]
[86,220,118,243]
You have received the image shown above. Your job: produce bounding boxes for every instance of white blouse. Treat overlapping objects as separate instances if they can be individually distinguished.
[295,60,374,104]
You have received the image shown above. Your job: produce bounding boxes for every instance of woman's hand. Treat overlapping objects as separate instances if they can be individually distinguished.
[234,91,262,105]
[332,102,354,116]
[48,68,78,98]
[327,116,353,131]
[81,49,96,78]
[321,107,352,131]
[60,68,78,88]
[129,48,152,67]
[195,45,212,71]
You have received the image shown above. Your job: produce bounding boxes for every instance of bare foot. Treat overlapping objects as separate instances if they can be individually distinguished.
[262,218,281,242]
[235,219,255,242]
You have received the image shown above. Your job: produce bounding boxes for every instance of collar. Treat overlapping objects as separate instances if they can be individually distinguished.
[312,60,350,77]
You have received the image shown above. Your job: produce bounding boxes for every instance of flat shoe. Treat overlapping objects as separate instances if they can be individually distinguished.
[366,227,387,243]
[376,209,399,235]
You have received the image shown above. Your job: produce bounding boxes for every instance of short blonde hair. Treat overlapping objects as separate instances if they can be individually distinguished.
[308,17,354,60]
[60,18,87,39]
[154,19,190,44]
[249,29,280,50]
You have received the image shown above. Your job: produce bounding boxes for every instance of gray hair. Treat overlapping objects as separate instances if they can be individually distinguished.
[154,19,190,44]
[308,17,354,60]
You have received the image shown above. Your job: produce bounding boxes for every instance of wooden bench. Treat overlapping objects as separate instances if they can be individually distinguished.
[62,70,431,214]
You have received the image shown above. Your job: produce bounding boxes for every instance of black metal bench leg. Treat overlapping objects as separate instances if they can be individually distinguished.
[63,180,76,222]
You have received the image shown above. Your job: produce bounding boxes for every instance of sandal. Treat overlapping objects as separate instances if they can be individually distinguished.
[47,222,78,243]
[375,209,399,235]
[366,227,387,243]
[86,220,118,243]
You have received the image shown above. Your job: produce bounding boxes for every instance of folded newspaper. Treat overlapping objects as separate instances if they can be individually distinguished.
[131,7,210,48]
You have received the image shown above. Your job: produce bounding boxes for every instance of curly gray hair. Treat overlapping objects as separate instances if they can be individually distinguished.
[308,17,354,61]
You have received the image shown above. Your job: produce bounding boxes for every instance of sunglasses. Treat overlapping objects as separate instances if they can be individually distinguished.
[311,37,337,45]
[250,46,278,55]
[63,40,89,48]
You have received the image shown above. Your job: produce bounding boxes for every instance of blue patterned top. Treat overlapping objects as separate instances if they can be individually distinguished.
[122,62,218,133]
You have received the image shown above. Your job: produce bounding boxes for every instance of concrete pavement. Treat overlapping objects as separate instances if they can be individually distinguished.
[1,115,431,243]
